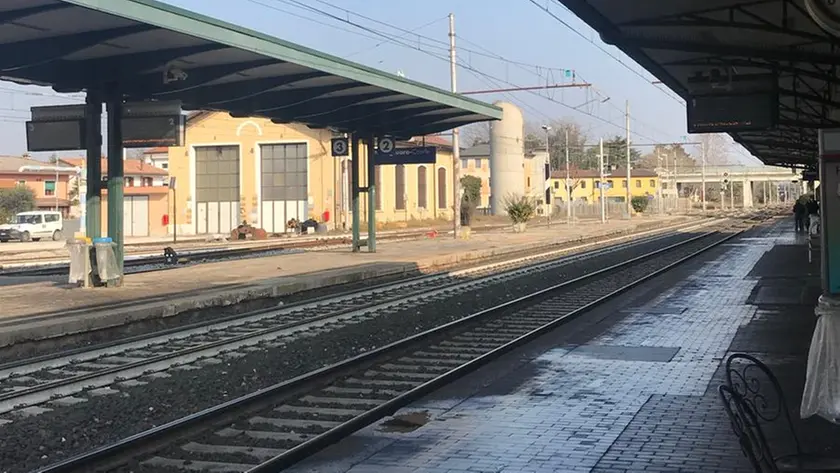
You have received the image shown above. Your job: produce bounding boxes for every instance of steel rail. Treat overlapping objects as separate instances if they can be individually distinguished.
[33,222,747,473]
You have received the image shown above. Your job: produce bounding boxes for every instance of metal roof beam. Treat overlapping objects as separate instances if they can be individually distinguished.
[610,36,840,65]
[745,139,815,151]
[613,0,778,26]
[327,105,456,130]
[18,44,227,92]
[312,102,446,127]
[285,95,421,121]
[223,84,364,114]
[168,73,326,106]
[0,3,73,22]
[0,25,155,71]
[128,59,282,96]
[619,17,832,44]
[387,113,486,136]
[778,118,838,128]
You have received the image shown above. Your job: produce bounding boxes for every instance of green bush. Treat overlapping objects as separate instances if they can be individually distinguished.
[631,195,649,213]
[503,194,535,224]
[460,175,482,226]
[0,186,36,223]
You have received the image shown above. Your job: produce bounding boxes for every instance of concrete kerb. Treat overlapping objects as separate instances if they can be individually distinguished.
[0,216,700,347]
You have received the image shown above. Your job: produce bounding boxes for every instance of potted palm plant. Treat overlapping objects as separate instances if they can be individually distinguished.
[504,194,535,232]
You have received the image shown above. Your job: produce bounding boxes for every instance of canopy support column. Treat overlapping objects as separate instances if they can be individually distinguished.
[106,91,124,278]
[351,134,361,252]
[84,92,102,239]
[367,135,377,253]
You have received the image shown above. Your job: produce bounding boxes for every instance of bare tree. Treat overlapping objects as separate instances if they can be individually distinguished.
[461,122,491,147]
[699,133,730,165]
[127,148,147,159]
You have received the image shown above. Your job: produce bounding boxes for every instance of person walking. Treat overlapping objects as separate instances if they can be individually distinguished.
[794,199,807,233]
[806,194,820,235]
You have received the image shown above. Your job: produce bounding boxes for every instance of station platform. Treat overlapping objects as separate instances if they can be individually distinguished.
[285,219,838,473]
[0,215,692,347]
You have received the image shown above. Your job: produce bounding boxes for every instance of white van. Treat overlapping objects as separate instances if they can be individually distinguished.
[0,211,64,242]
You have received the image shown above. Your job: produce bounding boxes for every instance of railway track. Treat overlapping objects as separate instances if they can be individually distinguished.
[0,218,720,419]
[31,217,755,473]
[0,230,438,277]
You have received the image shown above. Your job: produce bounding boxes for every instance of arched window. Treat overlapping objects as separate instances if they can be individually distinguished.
[395,164,406,210]
[417,166,427,209]
[437,167,447,209]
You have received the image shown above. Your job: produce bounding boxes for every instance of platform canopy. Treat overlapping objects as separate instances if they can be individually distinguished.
[0,0,501,137]
[560,0,840,168]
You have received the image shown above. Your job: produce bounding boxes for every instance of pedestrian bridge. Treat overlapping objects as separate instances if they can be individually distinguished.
[671,165,800,184]
[656,165,808,208]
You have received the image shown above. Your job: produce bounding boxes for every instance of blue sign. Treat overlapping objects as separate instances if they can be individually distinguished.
[375,146,437,165]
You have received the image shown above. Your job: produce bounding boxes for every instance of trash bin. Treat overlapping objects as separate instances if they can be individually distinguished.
[66,238,90,286]
[93,237,121,286]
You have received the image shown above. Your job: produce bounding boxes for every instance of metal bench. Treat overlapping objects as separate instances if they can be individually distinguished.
[719,353,840,472]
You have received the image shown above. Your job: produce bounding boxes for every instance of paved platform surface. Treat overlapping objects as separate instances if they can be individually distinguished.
[285,219,839,473]
[0,216,691,346]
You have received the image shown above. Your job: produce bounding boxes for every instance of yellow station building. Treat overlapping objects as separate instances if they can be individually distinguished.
[165,111,458,235]
[548,169,660,203]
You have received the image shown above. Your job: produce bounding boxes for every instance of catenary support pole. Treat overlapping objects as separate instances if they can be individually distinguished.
[565,129,571,224]
[367,135,376,253]
[701,140,707,213]
[85,93,102,238]
[625,100,632,218]
[544,126,551,227]
[599,137,606,224]
[449,13,461,239]
[106,92,124,277]
[673,150,678,211]
[351,134,360,252]
[656,151,662,214]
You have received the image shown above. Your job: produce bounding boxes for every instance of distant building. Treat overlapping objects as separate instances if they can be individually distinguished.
[548,168,660,204]
[460,143,491,209]
[143,147,169,170]
[0,155,75,216]
[155,111,460,236]
[60,157,170,237]
[460,143,548,210]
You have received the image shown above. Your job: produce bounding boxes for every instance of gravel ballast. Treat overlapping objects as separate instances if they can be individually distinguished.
[0,226,737,473]
[0,219,693,365]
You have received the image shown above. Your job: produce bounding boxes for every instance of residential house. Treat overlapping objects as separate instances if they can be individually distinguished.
[460,143,491,209]
[0,155,75,217]
[60,157,170,237]
[549,168,660,204]
[143,147,169,170]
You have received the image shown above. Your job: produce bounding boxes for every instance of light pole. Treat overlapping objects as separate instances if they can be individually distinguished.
[541,124,551,227]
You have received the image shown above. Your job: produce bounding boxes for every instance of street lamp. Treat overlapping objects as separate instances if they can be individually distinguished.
[541,125,551,227]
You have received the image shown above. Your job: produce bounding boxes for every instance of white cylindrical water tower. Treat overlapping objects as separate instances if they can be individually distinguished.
[489,101,525,215]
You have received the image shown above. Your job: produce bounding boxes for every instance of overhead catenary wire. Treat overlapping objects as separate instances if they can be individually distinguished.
[259,0,663,143]
[526,0,685,105]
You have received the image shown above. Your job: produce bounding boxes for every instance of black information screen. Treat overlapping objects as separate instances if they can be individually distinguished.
[122,115,185,148]
[687,92,778,133]
[25,120,85,152]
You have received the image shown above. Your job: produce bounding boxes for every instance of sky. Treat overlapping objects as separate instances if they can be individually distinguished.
[0,0,760,164]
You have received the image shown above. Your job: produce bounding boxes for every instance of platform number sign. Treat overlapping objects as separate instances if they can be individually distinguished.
[378,136,395,154]
[331,137,349,157]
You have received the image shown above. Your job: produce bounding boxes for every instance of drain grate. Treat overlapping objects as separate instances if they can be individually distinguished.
[622,306,687,315]
[571,345,680,362]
